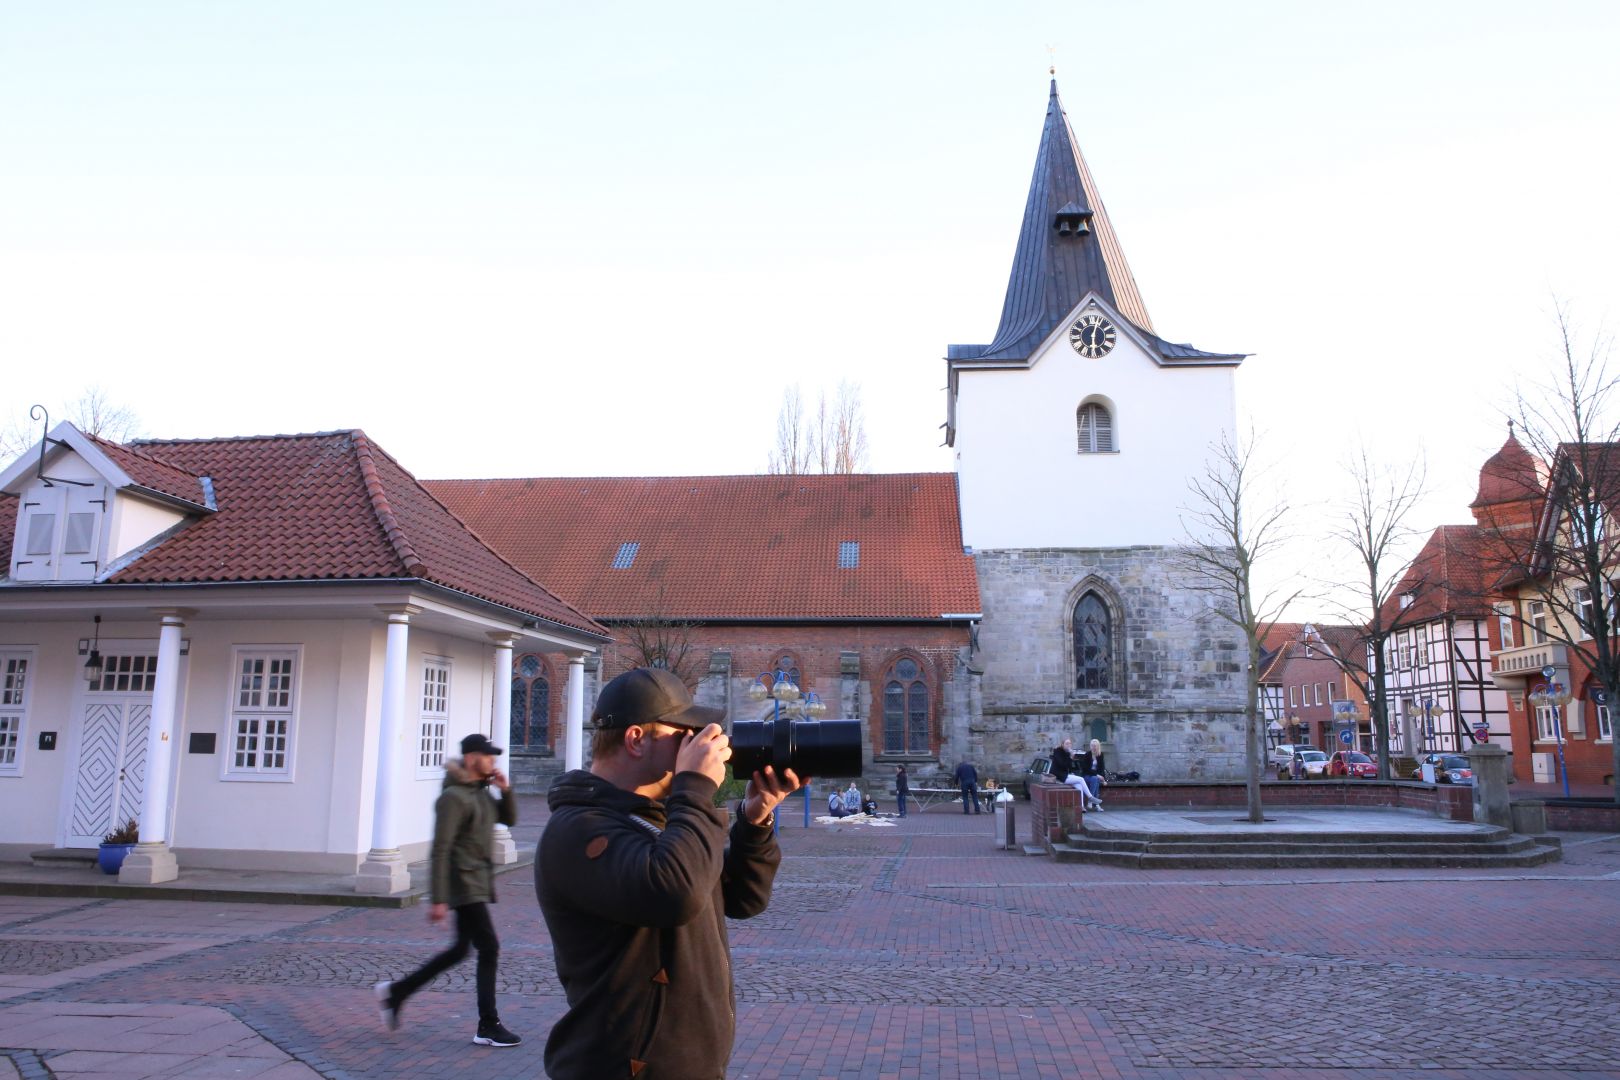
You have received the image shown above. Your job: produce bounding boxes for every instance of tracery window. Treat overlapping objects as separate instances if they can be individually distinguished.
[1076,402,1115,453]
[881,657,930,755]
[1073,592,1111,690]
[510,653,551,751]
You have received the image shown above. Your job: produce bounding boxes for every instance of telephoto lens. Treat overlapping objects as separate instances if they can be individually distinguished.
[729,717,864,779]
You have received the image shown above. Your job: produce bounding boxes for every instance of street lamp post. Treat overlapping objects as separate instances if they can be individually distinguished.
[748,670,828,829]
[1415,697,1448,754]
[1528,664,1573,798]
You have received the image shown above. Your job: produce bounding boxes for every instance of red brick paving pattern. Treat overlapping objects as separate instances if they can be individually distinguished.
[3,816,1618,1077]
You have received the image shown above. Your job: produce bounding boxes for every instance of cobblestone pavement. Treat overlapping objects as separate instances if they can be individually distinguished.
[1,814,1619,1078]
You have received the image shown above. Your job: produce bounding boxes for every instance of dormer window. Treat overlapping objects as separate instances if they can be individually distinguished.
[11,481,109,583]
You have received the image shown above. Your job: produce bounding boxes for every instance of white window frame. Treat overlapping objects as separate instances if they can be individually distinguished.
[1314,683,1323,706]
[1535,702,1560,742]
[1528,601,1548,645]
[1416,632,1429,667]
[0,648,35,777]
[1494,603,1514,650]
[418,656,451,776]
[1288,685,1296,708]
[1575,586,1595,639]
[223,646,301,782]
[1598,699,1613,742]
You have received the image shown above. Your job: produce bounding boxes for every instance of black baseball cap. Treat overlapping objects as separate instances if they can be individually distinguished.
[460,733,504,756]
[592,667,725,731]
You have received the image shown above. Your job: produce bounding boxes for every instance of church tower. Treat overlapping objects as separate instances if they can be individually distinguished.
[947,81,1249,780]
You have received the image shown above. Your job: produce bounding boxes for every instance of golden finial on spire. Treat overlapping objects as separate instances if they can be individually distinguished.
[1046,44,1056,77]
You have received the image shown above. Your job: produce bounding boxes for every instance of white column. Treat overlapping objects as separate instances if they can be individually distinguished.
[356,607,415,895]
[119,610,186,885]
[488,632,519,865]
[565,653,588,771]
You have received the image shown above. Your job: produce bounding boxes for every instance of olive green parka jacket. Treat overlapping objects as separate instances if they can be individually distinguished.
[429,757,518,907]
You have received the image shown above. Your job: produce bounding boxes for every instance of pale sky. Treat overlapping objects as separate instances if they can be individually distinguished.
[4,1,1618,618]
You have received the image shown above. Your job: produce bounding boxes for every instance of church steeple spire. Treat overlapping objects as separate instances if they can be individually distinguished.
[973,80,1156,360]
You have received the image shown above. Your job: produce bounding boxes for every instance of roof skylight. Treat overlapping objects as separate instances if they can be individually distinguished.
[612,542,640,569]
[838,541,859,569]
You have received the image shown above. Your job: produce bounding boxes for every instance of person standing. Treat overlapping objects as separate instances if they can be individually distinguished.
[953,759,981,814]
[895,764,910,818]
[535,667,802,1080]
[375,733,519,1047]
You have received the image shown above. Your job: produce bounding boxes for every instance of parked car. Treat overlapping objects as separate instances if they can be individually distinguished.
[1021,756,1052,799]
[1276,749,1328,780]
[1410,752,1474,784]
[1325,750,1377,779]
[1267,743,1318,770]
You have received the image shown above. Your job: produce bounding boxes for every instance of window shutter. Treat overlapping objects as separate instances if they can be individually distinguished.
[1076,406,1092,452]
[1094,407,1113,452]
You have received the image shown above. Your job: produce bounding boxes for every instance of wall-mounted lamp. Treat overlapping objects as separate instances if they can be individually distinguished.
[83,615,103,684]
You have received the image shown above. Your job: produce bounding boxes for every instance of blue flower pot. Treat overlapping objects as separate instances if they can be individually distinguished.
[97,843,135,875]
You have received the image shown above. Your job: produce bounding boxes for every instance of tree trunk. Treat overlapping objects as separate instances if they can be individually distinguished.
[1372,648,1392,779]
[1608,675,1620,805]
[1246,660,1264,823]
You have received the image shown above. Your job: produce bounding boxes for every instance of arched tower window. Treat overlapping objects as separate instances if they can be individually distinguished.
[771,653,803,688]
[1077,401,1115,453]
[881,656,931,755]
[1073,593,1111,690]
[511,654,551,751]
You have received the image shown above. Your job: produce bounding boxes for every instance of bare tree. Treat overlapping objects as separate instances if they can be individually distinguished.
[614,588,703,688]
[1318,449,1429,778]
[68,386,142,442]
[1179,430,1300,823]
[0,386,142,461]
[1476,305,1620,800]
[767,381,869,475]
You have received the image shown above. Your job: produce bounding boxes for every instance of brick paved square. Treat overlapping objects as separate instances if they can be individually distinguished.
[0,817,1617,1077]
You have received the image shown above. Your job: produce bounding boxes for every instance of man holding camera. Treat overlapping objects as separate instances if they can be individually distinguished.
[535,667,803,1080]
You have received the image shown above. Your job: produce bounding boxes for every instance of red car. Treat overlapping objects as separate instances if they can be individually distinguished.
[1325,750,1377,779]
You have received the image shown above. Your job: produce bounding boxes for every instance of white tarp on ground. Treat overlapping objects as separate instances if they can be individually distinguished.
[814,813,897,827]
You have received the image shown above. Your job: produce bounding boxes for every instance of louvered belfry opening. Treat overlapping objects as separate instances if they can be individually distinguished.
[1077,402,1114,453]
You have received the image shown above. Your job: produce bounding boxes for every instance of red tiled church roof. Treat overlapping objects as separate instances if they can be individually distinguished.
[0,430,605,638]
[424,473,982,622]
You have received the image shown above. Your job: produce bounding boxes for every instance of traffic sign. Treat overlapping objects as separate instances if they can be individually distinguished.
[1473,722,1490,742]
[1338,728,1354,745]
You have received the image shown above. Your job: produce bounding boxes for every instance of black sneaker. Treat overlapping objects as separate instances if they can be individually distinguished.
[474,1021,521,1048]
[373,981,398,1031]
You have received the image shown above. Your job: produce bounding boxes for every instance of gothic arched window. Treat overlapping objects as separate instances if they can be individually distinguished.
[510,654,551,751]
[1077,402,1115,453]
[881,656,930,755]
[771,653,803,688]
[1073,593,1111,690]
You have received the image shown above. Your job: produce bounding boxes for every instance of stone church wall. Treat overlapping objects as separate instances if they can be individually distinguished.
[971,547,1248,783]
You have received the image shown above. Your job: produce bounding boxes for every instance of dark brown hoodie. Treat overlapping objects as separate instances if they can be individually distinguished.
[536,769,780,1080]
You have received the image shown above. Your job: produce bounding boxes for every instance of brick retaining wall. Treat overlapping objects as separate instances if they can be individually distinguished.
[1540,801,1620,831]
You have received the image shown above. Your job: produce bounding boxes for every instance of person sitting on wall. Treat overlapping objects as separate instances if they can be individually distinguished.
[1076,738,1107,812]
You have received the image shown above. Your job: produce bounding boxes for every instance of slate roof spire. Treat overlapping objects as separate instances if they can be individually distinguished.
[972,80,1155,361]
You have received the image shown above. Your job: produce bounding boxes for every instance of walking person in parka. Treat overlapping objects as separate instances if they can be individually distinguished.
[375,733,521,1047]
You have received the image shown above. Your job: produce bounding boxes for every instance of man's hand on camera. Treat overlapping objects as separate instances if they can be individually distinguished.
[742,765,805,826]
[676,723,731,787]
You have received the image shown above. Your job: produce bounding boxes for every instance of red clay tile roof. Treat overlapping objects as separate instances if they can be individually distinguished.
[1380,524,1498,625]
[83,433,212,509]
[70,431,606,638]
[423,474,981,622]
[1471,430,1544,510]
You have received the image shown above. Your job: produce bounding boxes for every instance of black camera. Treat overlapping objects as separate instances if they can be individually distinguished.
[729,717,864,779]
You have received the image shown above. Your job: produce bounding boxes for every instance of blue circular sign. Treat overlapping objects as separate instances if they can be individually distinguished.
[1338,728,1354,745]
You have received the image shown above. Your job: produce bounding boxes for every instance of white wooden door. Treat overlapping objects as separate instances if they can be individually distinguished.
[66,653,156,848]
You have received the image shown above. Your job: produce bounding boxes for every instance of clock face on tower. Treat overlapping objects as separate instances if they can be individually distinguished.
[1069,313,1116,358]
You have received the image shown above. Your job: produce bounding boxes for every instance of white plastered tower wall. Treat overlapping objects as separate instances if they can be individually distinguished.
[953,295,1239,551]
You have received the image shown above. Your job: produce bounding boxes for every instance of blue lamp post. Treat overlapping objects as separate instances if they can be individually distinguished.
[747,670,827,828]
[1530,664,1572,798]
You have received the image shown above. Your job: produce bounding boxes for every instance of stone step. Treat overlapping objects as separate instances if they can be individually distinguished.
[1050,842,1562,870]
[1082,826,1512,846]
[509,753,567,795]
[1065,833,1543,857]
[30,848,97,868]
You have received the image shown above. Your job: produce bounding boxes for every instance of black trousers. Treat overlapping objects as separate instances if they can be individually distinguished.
[392,902,500,1024]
